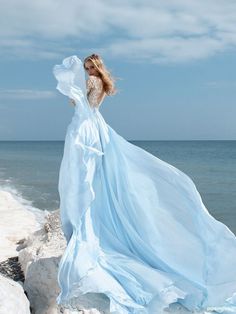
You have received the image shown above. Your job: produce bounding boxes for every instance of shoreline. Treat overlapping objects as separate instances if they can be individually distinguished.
[0,189,48,262]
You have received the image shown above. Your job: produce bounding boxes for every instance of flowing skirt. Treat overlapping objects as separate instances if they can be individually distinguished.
[56,107,236,314]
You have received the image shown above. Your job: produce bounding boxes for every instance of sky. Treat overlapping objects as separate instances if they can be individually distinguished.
[0,0,236,140]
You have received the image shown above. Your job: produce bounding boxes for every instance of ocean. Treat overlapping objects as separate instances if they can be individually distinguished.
[0,140,235,235]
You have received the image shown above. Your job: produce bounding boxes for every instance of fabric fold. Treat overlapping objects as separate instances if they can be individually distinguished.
[53,55,236,314]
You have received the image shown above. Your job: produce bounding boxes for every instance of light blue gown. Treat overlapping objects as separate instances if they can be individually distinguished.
[53,55,236,314]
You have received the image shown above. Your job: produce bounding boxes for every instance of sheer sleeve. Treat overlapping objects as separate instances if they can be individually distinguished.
[86,76,105,108]
[86,76,95,94]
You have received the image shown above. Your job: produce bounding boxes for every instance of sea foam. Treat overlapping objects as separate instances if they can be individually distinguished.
[0,185,48,262]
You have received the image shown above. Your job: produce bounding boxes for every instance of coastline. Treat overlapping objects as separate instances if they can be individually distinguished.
[0,188,48,262]
[0,186,234,313]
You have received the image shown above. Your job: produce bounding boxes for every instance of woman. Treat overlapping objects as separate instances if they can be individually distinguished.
[53,54,236,314]
[69,54,115,108]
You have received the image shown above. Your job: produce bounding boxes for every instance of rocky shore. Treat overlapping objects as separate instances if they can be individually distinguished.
[0,189,190,314]
[0,190,110,314]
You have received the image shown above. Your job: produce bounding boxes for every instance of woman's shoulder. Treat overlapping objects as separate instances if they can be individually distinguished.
[87,75,103,89]
[88,75,102,82]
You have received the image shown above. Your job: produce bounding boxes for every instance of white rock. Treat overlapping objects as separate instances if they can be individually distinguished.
[18,210,111,314]
[0,189,191,313]
[18,210,64,314]
[18,210,195,314]
[0,273,31,314]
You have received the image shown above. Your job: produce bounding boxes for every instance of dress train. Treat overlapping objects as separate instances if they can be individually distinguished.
[53,55,236,314]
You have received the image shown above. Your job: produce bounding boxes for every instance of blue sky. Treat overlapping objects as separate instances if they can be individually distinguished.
[0,0,236,140]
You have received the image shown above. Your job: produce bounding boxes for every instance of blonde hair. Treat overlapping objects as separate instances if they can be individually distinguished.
[83,54,117,96]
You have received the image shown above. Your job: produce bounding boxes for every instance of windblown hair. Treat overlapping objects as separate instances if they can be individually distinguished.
[83,54,117,96]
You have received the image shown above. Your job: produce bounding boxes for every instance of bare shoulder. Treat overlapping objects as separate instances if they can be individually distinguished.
[89,75,102,82]
[87,75,99,85]
[88,75,99,80]
[88,76,103,89]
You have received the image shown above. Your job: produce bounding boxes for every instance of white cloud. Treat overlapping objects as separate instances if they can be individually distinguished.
[0,89,57,100]
[0,0,236,63]
[101,36,224,64]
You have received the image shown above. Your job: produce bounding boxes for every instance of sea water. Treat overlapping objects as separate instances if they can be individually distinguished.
[0,140,235,235]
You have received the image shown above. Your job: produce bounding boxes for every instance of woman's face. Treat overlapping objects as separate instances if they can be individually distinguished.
[84,60,99,76]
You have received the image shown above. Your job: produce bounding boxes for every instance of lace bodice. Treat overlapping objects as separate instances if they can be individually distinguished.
[86,75,105,108]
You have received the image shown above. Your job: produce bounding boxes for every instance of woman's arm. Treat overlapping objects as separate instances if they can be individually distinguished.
[86,76,96,95]
[68,76,96,106]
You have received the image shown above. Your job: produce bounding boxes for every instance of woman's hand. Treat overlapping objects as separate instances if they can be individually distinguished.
[69,98,76,106]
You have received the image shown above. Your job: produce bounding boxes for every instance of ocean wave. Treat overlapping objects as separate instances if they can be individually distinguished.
[0,180,49,228]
